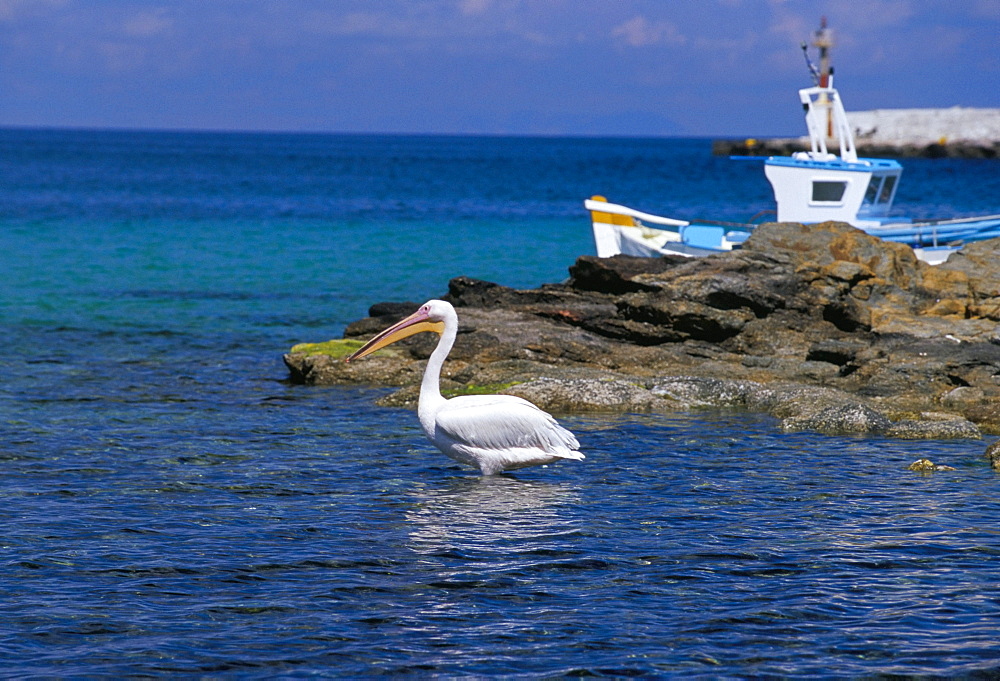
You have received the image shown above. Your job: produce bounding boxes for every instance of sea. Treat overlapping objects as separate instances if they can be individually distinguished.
[2,128,1000,677]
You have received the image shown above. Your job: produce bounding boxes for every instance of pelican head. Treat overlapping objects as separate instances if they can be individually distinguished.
[346,300,450,362]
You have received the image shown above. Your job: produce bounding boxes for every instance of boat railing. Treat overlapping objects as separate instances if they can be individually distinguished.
[586,197,756,233]
[915,213,1000,227]
[915,223,939,249]
[798,82,858,163]
[685,219,756,230]
[585,197,689,230]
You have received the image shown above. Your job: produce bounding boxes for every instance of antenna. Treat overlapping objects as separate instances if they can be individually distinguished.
[801,41,819,85]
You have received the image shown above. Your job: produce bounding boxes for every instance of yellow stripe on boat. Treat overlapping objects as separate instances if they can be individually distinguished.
[588,195,636,226]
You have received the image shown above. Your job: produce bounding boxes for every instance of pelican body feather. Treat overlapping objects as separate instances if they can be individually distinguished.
[347,300,583,475]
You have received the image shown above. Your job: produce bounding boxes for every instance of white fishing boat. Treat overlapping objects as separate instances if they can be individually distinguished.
[586,22,1000,266]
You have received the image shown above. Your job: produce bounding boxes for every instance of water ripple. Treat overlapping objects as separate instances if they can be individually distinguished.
[3,132,1000,676]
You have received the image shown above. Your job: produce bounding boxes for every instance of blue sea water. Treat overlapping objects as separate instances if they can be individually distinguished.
[2,128,1000,677]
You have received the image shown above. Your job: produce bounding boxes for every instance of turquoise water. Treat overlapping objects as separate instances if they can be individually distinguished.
[2,129,999,676]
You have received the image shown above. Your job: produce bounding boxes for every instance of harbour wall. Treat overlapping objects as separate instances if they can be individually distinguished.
[714,107,1000,158]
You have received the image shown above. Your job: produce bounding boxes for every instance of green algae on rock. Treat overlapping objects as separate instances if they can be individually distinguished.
[289,339,368,358]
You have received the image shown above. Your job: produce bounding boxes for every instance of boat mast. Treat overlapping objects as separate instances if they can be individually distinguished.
[812,17,834,139]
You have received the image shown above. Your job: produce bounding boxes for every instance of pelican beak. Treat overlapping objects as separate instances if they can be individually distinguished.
[346,308,445,362]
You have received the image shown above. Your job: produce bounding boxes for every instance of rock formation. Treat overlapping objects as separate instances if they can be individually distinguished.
[285,221,1000,440]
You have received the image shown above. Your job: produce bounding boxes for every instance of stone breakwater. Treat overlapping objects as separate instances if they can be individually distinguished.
[285,221,1000,446]
[713,137,1000,159]
[714,106,1000,158]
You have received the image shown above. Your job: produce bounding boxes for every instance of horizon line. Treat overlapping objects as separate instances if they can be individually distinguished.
[0,123,797,142]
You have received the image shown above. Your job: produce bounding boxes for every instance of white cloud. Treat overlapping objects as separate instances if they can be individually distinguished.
[611,16,686,48]
[767,12,810,46]
[0,0,66,22]
[98,40,148,72]
[973,0,1000,19]
[458,0,492,16]
[123,8,173,38]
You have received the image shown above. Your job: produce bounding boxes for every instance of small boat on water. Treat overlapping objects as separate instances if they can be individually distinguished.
[585,22,1000,266]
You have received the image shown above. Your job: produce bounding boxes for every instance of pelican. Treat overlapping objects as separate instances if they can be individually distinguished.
[346,299,584,475]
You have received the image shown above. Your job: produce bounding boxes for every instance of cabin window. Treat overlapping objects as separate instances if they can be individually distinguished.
[879,175,897,203]
[812,181,847,202]
[864,177,883,205]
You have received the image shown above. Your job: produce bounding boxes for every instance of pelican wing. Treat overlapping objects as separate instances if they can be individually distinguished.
[434,394,582,457]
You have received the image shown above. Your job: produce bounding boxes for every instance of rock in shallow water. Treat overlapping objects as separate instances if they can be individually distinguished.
[888,414,982,440]
[781,403,892,435]
[503,378,660,413]
[985,440,1000,470]
[907,458,957,472]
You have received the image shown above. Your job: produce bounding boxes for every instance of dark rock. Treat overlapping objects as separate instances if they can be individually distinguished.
[806,339,866,366]
[569,254,684,294]
[368,301,422,318]
[446,276,605,311]
[617,295,754,343]
[445,277,519,308]
[577,316,685,346]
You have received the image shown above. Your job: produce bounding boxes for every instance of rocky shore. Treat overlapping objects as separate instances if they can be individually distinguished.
[285,221,1000,446]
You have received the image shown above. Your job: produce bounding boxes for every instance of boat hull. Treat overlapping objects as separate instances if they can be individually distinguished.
[593,221,722,259]
[587,196,1000,265]
[586,197,752,259]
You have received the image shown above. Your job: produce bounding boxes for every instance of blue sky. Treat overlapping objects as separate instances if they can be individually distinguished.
[1,0,997,137]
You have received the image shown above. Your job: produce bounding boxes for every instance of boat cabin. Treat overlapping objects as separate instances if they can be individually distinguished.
[763,83,905,228]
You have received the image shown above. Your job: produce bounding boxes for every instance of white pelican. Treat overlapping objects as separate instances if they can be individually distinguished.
[346,299,584,475]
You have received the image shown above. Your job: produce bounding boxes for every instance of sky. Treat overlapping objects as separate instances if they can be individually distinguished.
[0,0,997,137]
